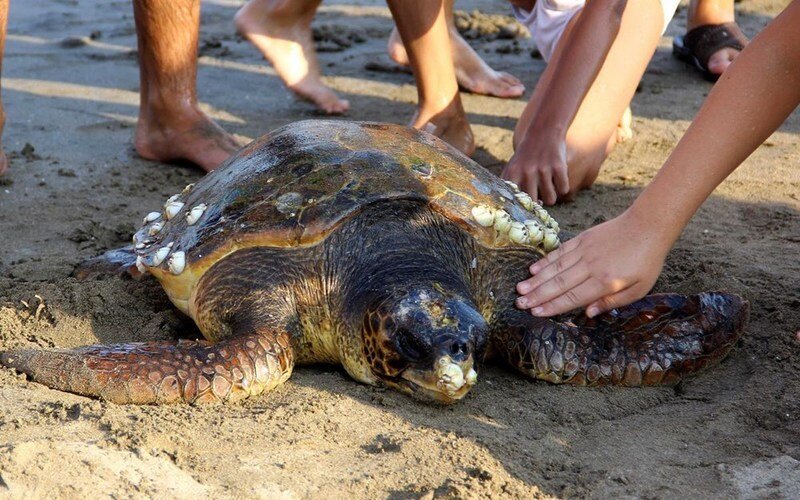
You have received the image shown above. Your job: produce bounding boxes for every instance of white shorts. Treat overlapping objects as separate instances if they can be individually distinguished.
[512,0,681,62]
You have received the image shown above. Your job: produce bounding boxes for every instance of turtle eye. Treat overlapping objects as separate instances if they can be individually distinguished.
[396,328,431,362]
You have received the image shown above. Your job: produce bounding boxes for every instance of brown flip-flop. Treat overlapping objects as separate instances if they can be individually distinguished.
[673,23,748,82]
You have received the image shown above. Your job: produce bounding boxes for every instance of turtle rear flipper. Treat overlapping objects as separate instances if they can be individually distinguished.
[73,246,141,280]
[495,292,749,386]
[0,330,294,404]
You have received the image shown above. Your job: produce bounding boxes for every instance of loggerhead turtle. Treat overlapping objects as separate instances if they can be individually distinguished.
[0,121,748,404]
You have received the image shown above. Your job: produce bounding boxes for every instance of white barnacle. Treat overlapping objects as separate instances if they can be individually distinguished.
[165,201,184,220]
[504,180,521,192]
[135,255,147,274]
[148,221,164,236]
[152,246,170,266]
[168,251,186,275]
[135,242,145,250]
[508,221,530,244]
[186,203,207,226]
[514,191,535,211]
[182,183,195,194]
[470,205,495,227]
[465,368,477,386]
[493,209,513,233]
[143,211,161,225]
[547,219,560,233]
[437,362,465,394]
[524,220,545,245]
[535,206,552,224]
[543,230,560,251]
[165,194,180,205]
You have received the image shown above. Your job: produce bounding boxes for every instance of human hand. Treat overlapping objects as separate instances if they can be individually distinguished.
[514,210,672,317]
[502,137,569,206]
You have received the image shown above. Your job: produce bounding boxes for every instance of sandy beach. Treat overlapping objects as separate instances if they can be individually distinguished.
[0,0,798,497]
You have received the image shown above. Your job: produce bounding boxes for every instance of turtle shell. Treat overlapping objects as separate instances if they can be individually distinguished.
[132,120,560,314]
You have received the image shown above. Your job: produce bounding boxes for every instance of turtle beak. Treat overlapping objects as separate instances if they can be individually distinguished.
[400,355,478,403]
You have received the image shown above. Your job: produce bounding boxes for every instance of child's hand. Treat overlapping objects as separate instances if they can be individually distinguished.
[502,138,570,206]
[514,210,671,317]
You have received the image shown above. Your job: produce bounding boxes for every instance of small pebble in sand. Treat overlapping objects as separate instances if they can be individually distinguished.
[60,36,90,48]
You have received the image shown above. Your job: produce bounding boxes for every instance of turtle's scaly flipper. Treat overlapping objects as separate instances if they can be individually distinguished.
[494,292,749,386]
[0,331,294,404]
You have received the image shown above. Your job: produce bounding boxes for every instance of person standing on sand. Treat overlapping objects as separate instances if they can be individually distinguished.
[514,0,799,318]
[233,0,526,114]
[233,0,523,156]
[0,0,242,175]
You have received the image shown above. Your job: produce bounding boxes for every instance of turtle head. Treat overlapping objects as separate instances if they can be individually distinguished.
[360,286,488,403]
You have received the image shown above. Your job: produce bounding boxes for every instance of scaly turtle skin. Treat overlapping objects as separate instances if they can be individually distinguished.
[0,121,749,404]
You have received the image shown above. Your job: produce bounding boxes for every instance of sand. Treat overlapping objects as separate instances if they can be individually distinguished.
[0,0,798,498]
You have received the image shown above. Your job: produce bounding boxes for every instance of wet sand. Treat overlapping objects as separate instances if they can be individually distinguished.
[0,0,798,498]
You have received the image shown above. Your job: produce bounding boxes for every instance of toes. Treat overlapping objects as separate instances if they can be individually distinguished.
[289,82,349,115]
[323,98,350,115]
[314,92,349,115]
[490,77,525,98]
[498,71,524,88]
[616,125,633,143]
[707,48,739,76]
[457,70,525,98]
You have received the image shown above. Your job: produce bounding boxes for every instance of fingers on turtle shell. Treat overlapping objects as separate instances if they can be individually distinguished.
[503,292,749,386]
[0,332,295,404]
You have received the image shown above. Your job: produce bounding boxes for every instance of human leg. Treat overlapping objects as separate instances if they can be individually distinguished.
[133,0,241,172]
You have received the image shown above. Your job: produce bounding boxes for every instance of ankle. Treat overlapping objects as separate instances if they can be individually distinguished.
[140,96,203,131]
[688,2,735,29]
[239,0,315,23]
[416,94,463,123]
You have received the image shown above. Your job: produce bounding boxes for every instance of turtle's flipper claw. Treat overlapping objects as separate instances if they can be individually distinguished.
[498,292,749,386]
[1,332,294,404]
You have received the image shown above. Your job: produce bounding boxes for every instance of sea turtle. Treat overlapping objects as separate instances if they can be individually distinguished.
[0,121,748,405]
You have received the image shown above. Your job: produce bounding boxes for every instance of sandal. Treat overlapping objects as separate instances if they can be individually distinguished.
[672,23,748,82]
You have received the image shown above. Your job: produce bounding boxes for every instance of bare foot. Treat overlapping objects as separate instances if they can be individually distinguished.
[235,1,349,114]
[388,27,525,99]
[411,98,475,157]
[0,151,7,176]
[616,106,633,143]
[135,108,241,172]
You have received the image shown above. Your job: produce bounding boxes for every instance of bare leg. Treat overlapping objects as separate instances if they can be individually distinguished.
[513,2,663,199]
[688,0,740,76]
[387,0,524,99]
[133,0,241,172]
[235,0,349,114]
[0,0,8,176]
[387,0,475,156]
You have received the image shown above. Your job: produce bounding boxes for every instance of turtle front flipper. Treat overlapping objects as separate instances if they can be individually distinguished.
[493,292,749,386]
[0,330,294,404]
